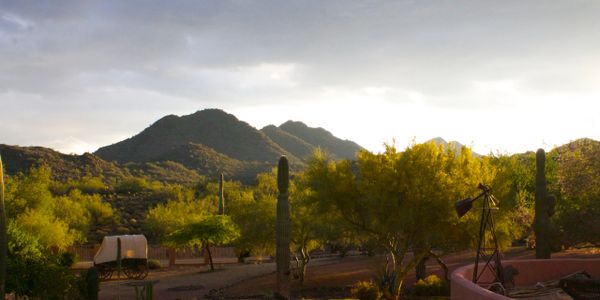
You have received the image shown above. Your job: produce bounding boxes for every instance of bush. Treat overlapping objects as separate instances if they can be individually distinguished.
[351,280,381,300]
[411,275,449,297]
[148,259,162,269]
[114,177,150,194]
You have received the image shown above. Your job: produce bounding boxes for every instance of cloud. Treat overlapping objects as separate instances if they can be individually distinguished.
[0,1,599,153]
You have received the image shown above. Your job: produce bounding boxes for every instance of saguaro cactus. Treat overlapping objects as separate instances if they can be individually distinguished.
[86,266,99,300]
[0,157,7,298]
[218,173,225,215]
[276,156,291,299]
[534,149,556,259]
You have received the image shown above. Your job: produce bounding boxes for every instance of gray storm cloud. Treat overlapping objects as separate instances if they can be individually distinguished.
[0,0,599,153]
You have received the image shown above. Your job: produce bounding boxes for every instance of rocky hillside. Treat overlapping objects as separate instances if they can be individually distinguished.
[277,120,363,159]
[2,109,365,183]
[95,109,298,164]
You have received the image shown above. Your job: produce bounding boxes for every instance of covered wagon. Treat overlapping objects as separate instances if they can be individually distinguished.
[94,234,149,280]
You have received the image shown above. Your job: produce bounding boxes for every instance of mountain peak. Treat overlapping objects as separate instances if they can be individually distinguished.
[278,120,363,159]
[95,109,295,164]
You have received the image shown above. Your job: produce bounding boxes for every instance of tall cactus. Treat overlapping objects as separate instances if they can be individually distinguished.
[534,149,556,259]
[0,157,7,298]
[276,156,291,299]
[86,266,99,300]
[218,173,225,215]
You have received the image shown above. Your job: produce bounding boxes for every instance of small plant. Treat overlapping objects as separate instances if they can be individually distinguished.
[147,259,162,270]
[411,275,449,297]
[351,280,381,300]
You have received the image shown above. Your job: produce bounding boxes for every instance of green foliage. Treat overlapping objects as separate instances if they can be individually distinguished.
[552,139,600,247]
[114,177,151,194]
[165,214,240,271]
[15,209,80,251]
[6,223,81,298]
[227,172,276,256]
[0,156,7,298]
[351,280,381,300]
[165,215,240,248]
[303,142,502,297]
[144,196,211,242]
[147,259,162,269]
[412,275,449,297]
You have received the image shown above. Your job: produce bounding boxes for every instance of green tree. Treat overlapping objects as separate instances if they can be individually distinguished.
[228,172,277,258]
[144,198,211,242]
[303,142,502,298]
[553,139,600,247]
[165,215,240,271]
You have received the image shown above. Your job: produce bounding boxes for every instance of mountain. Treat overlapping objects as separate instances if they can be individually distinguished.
[260,125,316,161]
[427,137,479,156]
[152,142,272,180]
[95,109,364,181]
[0,144,127,181]
[95,109,298,164]
[0,144,203,185]
[2,109,366,183]
[277,121,364,159]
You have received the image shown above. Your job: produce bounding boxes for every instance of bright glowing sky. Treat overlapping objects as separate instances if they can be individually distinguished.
[1,1,599,155]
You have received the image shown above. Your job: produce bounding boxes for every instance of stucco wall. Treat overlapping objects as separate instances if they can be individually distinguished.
[451,259,600,300]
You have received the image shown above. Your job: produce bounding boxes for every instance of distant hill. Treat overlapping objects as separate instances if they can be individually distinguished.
[261,125,316,161]
[0,144,127,181]
[427,137,478,156]
[277,121,364,159]
[0,144,203,185]
[95,109,298,164]
[3,109,366,183]
[94,109,365,181]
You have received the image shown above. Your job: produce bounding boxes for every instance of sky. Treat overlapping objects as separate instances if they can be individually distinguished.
[1,1,599,155]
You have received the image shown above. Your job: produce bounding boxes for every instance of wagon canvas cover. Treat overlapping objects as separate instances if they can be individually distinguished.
[94,234,148,264]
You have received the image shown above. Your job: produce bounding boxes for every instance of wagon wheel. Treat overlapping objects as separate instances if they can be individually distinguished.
[97,265,113,280]
[124,264,148,280]
[134,264,149,280]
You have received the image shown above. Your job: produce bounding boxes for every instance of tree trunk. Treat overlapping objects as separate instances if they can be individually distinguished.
[205,244,214,271]
[415,257,427,281]
[299,247,311,284]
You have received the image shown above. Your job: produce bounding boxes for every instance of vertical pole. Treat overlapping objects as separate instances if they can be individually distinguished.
[117,237,122,279]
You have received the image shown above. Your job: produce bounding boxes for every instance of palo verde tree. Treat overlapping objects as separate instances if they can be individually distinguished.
[303,142,501,298]
[165,215,240,271]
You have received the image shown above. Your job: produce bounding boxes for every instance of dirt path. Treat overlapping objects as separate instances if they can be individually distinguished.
[224,247,600,299]
[98,248,599,299]
[98,257,341,300]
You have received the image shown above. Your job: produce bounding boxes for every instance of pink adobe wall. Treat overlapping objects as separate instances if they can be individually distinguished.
[451,259,600,300]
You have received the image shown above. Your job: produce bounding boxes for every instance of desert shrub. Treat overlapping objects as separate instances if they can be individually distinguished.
[148,259,162,269]
[114,177,150,194]
[76,176,109,194]
[59,251,78,267]
[411,275,449,297]
[351,280,381,300]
